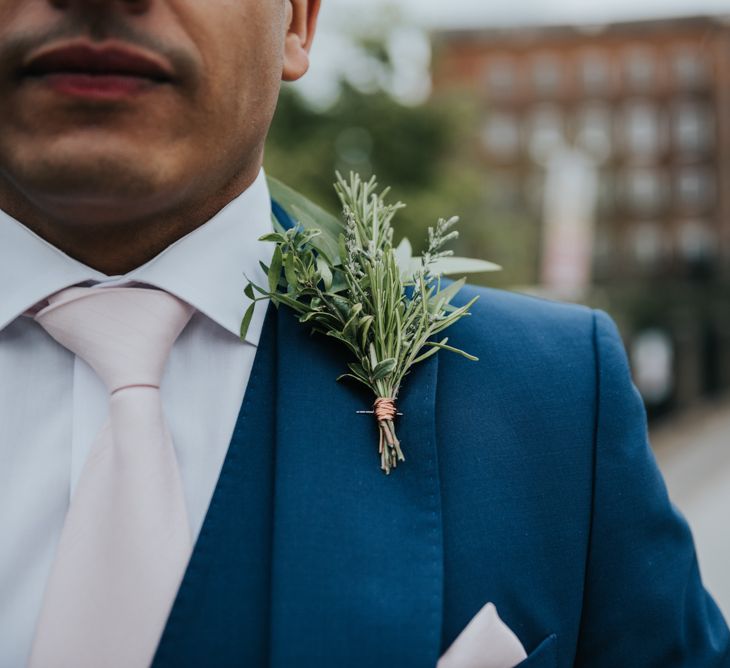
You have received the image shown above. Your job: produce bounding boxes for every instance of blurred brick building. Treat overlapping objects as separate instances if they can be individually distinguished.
[432,15,730,412]
[433,15,730,282]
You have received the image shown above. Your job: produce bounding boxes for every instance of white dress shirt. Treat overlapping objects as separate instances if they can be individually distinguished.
[0,169,273,668]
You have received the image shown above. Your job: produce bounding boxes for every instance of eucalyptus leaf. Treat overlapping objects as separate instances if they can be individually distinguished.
[336,373,371,389]
[267,176,342,264]
[239,302,256,341]
[329,269,349,294]
[429,257,501,275]
[424,340,479,361]
[299,310,321,323]
[259,232,287,244]
[410,343,443,366]
[433,278,466,308]
[317,256,333,291]
[290,205,340,265]
[402,256,500,278]
[332,296,350,319]
[348,362,368,381]
[247,281,269,297]
[267,176,343,239]
[268,247,282,293]
[284,253,298,287]
[393,237,413,274]
[372,357,397,380]
[271,292,307,314]
[338,234,348,269]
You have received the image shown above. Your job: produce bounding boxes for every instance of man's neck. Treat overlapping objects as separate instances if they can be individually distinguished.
[0,167,259,276]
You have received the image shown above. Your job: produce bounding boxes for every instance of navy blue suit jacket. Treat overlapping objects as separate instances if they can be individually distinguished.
[151,212,730,667]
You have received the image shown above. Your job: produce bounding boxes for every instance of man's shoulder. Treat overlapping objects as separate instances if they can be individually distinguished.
[435,285,603,429]
[448,283,598,364]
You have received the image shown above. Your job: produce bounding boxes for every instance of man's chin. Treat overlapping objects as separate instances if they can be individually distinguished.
[2,150,179,222]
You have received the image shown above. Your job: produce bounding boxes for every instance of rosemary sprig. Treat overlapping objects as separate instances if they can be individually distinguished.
[243,173,493,474]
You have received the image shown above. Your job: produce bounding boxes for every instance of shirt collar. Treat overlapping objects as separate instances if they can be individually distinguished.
[0,168,273,345]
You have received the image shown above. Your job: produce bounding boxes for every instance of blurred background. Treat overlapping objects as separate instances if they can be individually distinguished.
[264,0,730,615]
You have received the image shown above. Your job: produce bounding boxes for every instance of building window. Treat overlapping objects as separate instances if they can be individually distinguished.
[481,112,521,158]
[576,105,612,160]
[532,53,562,96]
[621,101,663,158]
[485,57,517,97]
[673,101,714,155]
[676,167,716,212]
[672,46,708,89]
[528,105,565,161]
[632,222,665,266]
[678,220,714,262]
[579,50,612,95]
[624,168,665,216]
[624,47,656,91]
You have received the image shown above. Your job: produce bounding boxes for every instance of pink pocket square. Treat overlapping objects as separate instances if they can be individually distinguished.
[437,603,527,668]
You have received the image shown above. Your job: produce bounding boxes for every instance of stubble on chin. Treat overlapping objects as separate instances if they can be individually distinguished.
[0,136,179,217]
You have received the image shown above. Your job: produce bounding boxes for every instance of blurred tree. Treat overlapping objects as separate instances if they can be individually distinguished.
[265,83,539,288]
[264,9,540,288]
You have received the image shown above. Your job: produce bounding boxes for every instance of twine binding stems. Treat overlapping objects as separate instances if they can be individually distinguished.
[374,397,404,474]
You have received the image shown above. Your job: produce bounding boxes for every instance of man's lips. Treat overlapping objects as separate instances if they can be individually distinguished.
[19,41,175,98]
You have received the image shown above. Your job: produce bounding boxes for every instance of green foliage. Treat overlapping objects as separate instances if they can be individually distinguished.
[265,85,540,288]
[265,84,451,203]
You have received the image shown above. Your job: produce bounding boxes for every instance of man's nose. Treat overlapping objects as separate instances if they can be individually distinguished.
[48,0,152,13]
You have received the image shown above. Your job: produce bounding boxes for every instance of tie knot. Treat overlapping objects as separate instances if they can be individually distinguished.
[35,287,194,394]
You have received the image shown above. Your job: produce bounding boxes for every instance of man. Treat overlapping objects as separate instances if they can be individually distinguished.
[0,1,727,667]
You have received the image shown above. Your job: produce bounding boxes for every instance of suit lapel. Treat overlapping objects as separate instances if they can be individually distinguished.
[153,308,279,667]
[268,307,444,667]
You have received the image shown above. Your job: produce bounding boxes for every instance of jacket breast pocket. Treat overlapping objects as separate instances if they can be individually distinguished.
[516,634,557,668]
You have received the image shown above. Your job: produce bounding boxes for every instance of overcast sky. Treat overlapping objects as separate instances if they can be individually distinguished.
[332,0,730,28]
[299,0,730,107]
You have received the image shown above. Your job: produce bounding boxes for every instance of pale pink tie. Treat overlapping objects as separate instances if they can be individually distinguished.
[29,287,195,668]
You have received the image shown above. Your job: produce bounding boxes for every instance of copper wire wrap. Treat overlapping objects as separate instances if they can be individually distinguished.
[373,397,397,422]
